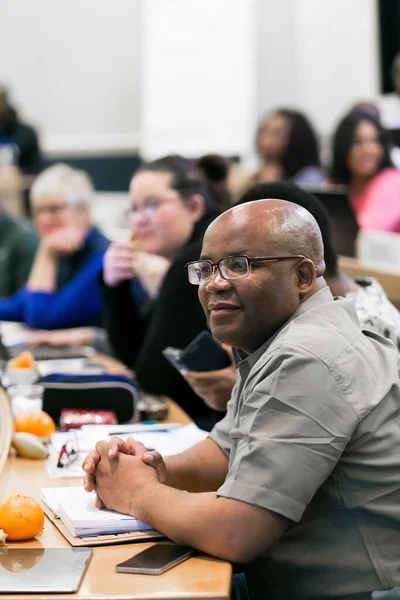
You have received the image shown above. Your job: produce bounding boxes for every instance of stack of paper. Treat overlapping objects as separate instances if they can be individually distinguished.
[47,423,209,479]
[41,487,153,537]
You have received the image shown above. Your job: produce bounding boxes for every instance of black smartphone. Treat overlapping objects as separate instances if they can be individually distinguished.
[115,543,194,575]
[162,330,231,374]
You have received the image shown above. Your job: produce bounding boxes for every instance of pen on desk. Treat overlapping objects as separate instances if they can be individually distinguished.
[108,428,170,436]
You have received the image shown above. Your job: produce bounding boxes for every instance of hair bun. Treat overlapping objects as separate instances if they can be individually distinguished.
[197,154,230,183]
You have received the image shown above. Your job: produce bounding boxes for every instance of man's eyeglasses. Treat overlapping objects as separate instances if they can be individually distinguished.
[186,255,309,285]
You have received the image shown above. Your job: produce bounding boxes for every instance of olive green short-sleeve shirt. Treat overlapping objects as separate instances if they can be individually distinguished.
[210,287,400,600]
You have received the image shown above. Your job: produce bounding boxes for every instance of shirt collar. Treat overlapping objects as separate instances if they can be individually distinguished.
[233,286,334,369]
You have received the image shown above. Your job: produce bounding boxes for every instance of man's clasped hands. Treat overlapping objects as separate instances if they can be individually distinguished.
[82,437,166,517]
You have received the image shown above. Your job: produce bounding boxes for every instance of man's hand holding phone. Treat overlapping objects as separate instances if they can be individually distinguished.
[184,362,236,412]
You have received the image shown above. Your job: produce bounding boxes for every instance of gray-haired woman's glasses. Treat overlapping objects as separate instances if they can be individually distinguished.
[186,255,308,285]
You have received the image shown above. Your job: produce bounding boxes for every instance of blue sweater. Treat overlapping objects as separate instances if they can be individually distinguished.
[0,227,110,329]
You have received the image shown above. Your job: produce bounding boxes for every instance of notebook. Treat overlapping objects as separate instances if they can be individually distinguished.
[41,486,154,537]
[0,547,92,594]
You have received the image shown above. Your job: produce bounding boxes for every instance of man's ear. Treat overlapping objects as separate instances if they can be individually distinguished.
[296,259,316,294]
[186,193,205,222]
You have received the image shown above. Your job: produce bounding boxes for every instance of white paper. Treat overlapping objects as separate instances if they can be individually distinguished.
[47,424,208,479]
[50,424,208,455]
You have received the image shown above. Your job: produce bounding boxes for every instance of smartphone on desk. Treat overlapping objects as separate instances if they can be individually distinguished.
[162,330,231,374]
[115,543,194,575]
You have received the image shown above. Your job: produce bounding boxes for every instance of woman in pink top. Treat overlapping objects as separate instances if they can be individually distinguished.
[331,112,400,233]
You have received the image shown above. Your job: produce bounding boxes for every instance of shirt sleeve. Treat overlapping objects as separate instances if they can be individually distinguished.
[351,283,400,352]
[23,254,105,329]
[0,287,28,321]
[215,345,359,522]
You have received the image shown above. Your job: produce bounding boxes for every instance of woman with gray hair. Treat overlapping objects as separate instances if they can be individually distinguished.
[0,163,110,329]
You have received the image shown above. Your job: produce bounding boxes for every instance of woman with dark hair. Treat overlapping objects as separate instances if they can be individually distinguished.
[254,108,324,186]
[331,111,400,233]
[101,154,230,428]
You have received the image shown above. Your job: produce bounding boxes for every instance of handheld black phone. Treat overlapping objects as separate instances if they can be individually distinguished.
[115,543,194,575]
[162,330,231,374]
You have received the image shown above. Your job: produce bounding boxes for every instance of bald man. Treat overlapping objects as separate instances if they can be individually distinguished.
[83,200,400,600]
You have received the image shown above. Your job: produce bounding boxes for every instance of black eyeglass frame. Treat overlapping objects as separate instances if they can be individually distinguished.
[186,254,311,285]
[57,435,79,469]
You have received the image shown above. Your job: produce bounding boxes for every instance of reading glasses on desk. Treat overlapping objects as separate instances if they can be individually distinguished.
[57,432,80,469]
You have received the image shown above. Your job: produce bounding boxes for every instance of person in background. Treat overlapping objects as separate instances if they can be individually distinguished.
[376,51,400,130]
[184,182,400,412]
[349,101,400,169]
[26,154,232,354]
[100,154,230,429]
[331,111,400,233]
[0,164,110,329]
[0,210,38,298]
[254,108,323,186]
[84,199,400,600]
[0,85,41,174]
[228,108,324,202]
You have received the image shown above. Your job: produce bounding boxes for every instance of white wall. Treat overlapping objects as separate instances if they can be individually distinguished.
[0,0,380,157]
[0,0,143,156]
[140,0,257,159]
[257,0,380,136]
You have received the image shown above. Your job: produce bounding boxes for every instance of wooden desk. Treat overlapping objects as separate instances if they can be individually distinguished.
[0,391,231,600]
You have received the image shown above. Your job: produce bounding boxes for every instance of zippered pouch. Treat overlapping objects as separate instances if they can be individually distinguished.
[38,374,140,424]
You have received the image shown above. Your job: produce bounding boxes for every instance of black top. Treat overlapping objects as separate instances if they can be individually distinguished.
[101,213,221,424]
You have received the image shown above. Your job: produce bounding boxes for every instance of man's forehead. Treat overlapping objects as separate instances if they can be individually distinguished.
[202,198,306,258]
[208,200,287,238]
[202,214,275,258]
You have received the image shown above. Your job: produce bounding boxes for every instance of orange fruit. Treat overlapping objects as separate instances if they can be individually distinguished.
[9,351,35,369]
[0,495,44,541]
[14,411,56,438]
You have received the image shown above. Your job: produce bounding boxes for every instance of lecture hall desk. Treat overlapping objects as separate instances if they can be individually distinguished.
[0,375,232,600]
